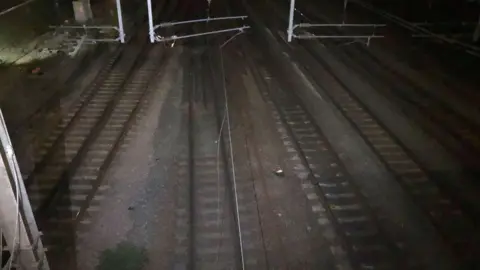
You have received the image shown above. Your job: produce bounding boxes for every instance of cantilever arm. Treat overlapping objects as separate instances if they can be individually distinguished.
[295,23,386,28]
[156,26,250,42]
[155,16,248,29]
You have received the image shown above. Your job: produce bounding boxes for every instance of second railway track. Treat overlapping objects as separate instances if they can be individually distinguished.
[20,0,178,258]
[171,6,263,267]
[243,42,404,270]
[289,1,480,171]
[172,47,244,269]
[246,0,480,267]
[29,45,167,249]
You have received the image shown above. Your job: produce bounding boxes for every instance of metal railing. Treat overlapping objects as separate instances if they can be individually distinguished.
[0,108,49,270]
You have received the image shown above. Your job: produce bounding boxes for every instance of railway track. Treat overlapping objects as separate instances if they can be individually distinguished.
[294,45,479,267]
[170,4,265,267]
[29,45,166,247]
[18,0,175,260]
[287,1,480,171]
[339,46,480,166]
[13,6,151,172]
[172,48,242,269]
[248,0,480,268]
[296,2,480,172]
[243,42,404,270]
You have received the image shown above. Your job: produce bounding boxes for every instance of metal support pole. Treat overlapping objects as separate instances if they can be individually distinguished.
[287,0,296,42]
[147,0,155,43]
[115,0,125,43]
[343,0,349,23]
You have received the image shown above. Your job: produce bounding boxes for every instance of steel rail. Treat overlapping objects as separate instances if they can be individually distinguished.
[208,50,245,270]
[297,43,480,268]
[10,1,149,136]
[18,4,152,180]
[34,0,171,217]
[245,0,480,267]
[21,1,169,258]
[73,49,168,224]
[211,3,249,268]
[24,47,126,189]
[180,4,247,268]
[34,41,153,216]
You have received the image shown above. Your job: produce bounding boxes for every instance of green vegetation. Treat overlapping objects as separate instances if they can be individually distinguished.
[96,241,148,270]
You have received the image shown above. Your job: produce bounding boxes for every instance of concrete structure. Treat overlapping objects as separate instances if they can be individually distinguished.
[73,0,93,23]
